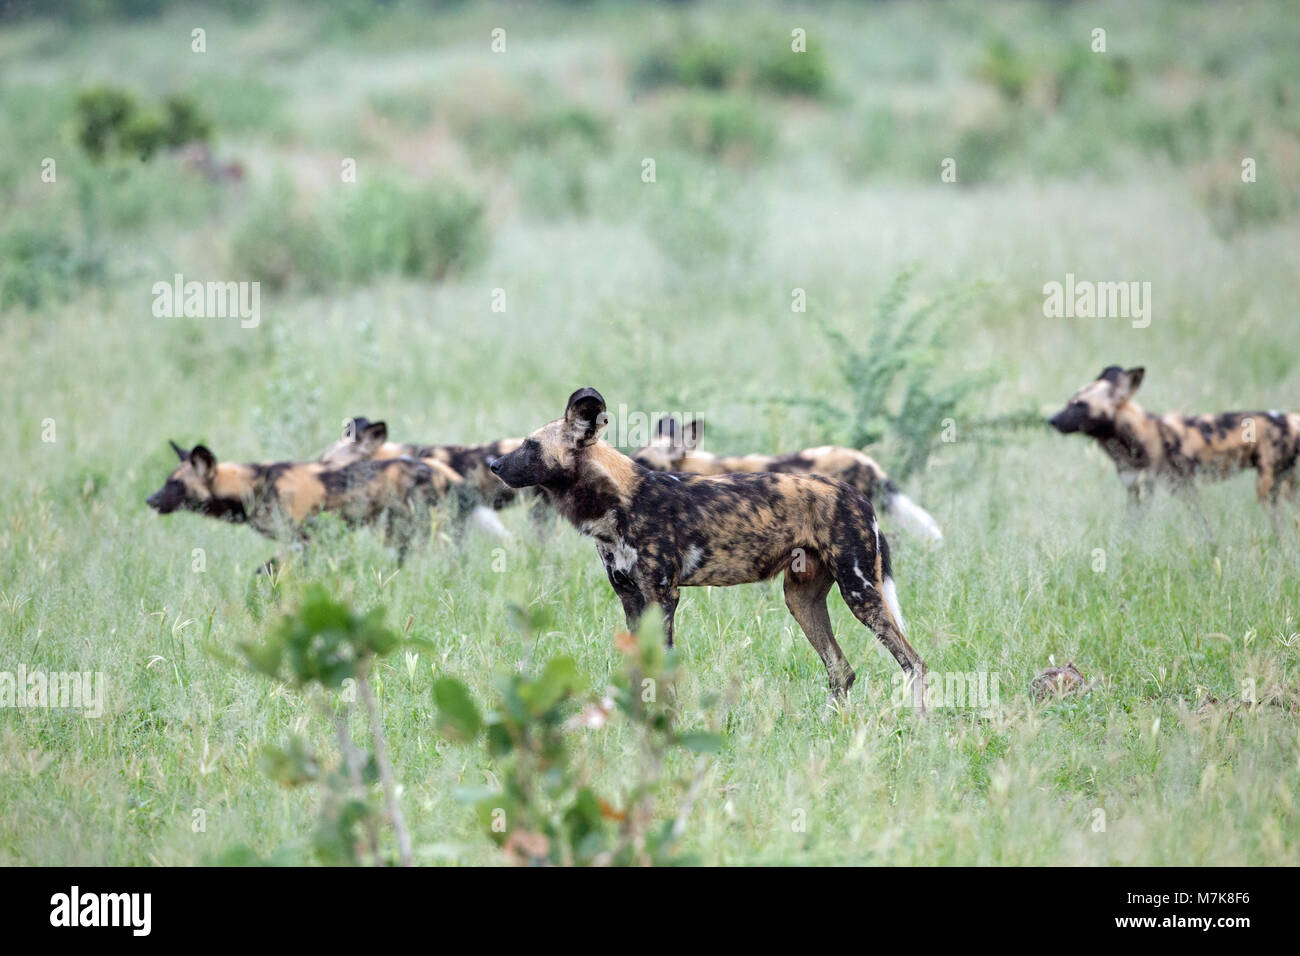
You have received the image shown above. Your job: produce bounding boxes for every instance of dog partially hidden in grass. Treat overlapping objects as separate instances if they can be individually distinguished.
[489,387,926,704]
[1049,366,1300,507]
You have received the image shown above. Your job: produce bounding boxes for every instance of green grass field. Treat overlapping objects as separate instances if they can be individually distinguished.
[2,0,1298,865]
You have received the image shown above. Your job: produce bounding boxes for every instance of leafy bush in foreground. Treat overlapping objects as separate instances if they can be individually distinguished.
[237,586,421,865]
[434,612,722,866]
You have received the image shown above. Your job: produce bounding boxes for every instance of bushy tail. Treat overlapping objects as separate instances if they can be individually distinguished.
[469,504,510,539]
[881,480,943,544]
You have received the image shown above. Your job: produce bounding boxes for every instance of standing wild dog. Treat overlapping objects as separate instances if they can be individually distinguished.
[146,441,448,565]
[1049,366,1300,507]
[490,388,926,703]
[633,416,943,543]
[318,417,530,537]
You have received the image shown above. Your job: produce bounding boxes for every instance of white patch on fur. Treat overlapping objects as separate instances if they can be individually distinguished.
[884,491,943,543]
[681,544,704,579]
[851,562,875,599]
[882,574,906,635]
[579,508,619,543]
[470,505,510,539]
[611,540,638,573]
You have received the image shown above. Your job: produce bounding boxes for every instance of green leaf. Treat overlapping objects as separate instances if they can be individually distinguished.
[434,678,482,741]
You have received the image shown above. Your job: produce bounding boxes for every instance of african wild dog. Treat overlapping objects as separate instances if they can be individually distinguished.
[1049,366,1300,506]
[633,416,943,543]
[318,416,530,537]
[146,440,448,566]
[490,388,926,703]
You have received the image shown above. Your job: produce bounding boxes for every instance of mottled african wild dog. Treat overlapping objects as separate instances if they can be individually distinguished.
[633,416,943,543]
[490,389,926,703]
[1049,366,1300,506]
[318,417,528,537]
[146,440,447,564]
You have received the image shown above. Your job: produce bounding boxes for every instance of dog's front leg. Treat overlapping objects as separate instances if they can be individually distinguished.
[601,552,647,633]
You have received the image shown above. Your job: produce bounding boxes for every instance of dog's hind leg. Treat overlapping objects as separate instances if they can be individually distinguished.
[1171,481,1217,551]
[830,540,926,711]
[783,560,855,697]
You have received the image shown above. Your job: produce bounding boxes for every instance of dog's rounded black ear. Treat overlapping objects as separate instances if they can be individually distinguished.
[1125,367,1145,391]
[358,420,388,454]
[565,387,606,422]
[190,444,216,479]
[345,416,373,440]
[169,439,189,461]
[655,416,678,439]
[565,387,608,444]
[684,417,704,448]
[1099,365,1124,383]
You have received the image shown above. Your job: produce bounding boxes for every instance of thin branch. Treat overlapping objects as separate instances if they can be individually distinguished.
[358,668,414,867]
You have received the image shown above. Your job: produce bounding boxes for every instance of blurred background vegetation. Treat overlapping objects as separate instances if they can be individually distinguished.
[3,0,1297,468]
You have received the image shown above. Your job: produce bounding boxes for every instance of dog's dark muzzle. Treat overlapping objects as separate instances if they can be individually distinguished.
[1049,407,1085,434]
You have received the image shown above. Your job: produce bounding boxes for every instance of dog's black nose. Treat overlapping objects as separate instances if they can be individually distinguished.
[489,458,502,474]
[146,493,159,509]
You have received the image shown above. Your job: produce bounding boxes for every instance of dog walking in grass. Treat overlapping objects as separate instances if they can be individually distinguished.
[489,388,926,703]
[146,440,449,568]
[633,415,943,544]
[1049,366,1300,509]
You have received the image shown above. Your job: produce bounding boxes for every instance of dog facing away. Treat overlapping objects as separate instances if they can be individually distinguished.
[318,417,521,538]
[146,440,446,565]
[632,416,943,544]
[1049,366,1300,506]
[490,388,926,703]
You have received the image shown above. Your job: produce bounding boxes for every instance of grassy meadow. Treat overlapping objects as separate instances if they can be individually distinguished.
[1,0,1299,865]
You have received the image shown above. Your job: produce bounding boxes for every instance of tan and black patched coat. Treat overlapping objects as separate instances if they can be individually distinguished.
[633,417,942,542]
[147,441,445,559]
[1050,366,1300,504]
[319,417,522,510]
[490,388,927,703]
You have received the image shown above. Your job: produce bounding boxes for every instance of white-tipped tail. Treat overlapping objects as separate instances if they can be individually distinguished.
[881,574,907,635]
[469,505,510,539]
[884,490,943,544]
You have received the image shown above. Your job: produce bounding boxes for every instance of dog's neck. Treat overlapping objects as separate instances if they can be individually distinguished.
[545,441,641,535]
[198,462,264,523]
[1101,401,1158,469]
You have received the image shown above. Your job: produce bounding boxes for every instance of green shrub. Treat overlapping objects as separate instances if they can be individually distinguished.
[74,86,136,160]
[756,43,828,96]
[229,176,488,291]
[335,179,487,282]
[977,35,1033,103]
[237,586,422,866]
[433,612,721,867]
[1054,48,1133,106]
[0,219,102,310]
[635,36,743,92]
[771,269,993,481]
[75,86,213,162]
[667,93,776,163]
[633,31,829,99]
[462,106,610,163]
[228,181,339,292]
